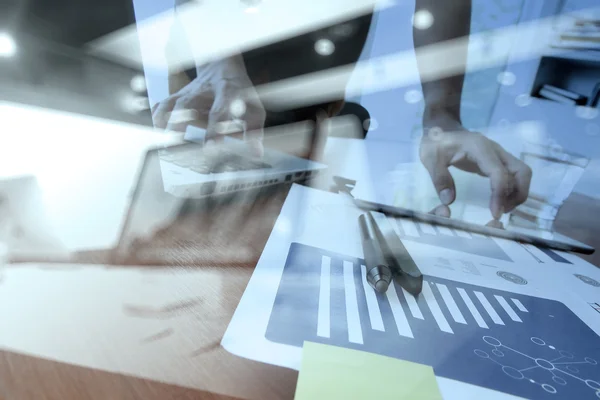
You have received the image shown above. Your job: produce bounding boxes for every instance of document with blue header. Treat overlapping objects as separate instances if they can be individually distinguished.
[222,184,600,399]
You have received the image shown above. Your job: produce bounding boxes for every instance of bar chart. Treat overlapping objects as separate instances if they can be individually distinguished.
[266,243,600,399]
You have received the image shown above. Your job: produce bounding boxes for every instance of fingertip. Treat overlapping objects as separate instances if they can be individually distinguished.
[486,219,504,229]
[439,188,455,206]
[490,201,504,220]
[430,204,451,218]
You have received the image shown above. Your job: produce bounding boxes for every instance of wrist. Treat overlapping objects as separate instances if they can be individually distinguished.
[423,108,463,131]
[198,55,247,80]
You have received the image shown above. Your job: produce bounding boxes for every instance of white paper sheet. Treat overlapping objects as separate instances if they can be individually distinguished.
[222,184,600,400]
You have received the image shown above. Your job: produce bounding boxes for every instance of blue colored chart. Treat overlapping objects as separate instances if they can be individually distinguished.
[266,243,600,399]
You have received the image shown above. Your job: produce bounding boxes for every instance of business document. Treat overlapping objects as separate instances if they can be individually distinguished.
[222,184,600,399]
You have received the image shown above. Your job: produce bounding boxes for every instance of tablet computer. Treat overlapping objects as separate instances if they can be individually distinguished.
[355,198,595,255]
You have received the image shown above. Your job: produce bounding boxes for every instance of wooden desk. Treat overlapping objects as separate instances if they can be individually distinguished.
[0,265,298,400]
[0,186,299,400]
[0,104,305,400]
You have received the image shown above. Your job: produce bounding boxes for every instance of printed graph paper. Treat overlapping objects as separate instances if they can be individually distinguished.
[266,243,600,399]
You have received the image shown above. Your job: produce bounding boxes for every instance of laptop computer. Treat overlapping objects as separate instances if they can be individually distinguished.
[158,121,327,198]
[84,115,359,266]
[11,116,363,266]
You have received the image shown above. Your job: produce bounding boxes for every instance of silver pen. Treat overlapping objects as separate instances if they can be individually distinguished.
[358,213,393,293]
[368,211,423,296]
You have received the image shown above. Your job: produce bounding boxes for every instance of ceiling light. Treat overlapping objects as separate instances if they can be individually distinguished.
[0,33,16,58]
[413,10,434,30]
[497,71,516,86]
[130,75,147,93]
[230,98,247,117]
[314,39,335,56]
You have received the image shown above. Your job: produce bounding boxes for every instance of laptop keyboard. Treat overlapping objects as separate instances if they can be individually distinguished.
[160,148,272,174]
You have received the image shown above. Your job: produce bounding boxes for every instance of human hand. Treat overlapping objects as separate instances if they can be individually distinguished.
[420,113,532,220]
[152,56,266,157]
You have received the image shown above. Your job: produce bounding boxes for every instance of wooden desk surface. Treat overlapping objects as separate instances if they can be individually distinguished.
[0,186,298,400]
[0,267,298,400]
[0,107,360,400]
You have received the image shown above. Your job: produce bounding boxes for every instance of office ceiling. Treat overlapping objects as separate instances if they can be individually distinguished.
[0,0,135,47]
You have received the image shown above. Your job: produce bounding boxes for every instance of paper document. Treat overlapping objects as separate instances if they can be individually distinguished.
[222,184,600,400]
[295,342,442,400]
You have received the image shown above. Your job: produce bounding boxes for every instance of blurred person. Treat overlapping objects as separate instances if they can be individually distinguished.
[152,0,532,221]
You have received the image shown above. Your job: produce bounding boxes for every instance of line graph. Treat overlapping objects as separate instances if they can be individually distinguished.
[476,336,599,397]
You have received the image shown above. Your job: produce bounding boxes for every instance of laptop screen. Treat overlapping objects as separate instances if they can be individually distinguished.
[112,142,302,266]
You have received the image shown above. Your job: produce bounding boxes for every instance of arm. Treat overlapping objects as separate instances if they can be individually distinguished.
[153,5,265,156]
[168,71,192,95]
[413,0,471,124]
[413,0,532,220]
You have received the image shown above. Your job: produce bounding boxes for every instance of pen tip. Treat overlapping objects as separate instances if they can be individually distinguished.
[375,280,389,293]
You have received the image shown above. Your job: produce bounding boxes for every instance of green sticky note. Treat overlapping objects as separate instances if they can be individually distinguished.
[295,342,443,400]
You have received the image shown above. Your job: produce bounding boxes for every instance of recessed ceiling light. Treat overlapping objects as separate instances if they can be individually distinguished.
[413,10,434,30]
[230,98,247,117]
[0,33,17,58]
[497,71,516,86]
[314,39,335,56]
[130,75,147,93]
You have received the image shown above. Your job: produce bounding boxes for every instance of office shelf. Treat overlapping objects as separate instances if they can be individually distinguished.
[531,47,600,109]
[542,48,600,65]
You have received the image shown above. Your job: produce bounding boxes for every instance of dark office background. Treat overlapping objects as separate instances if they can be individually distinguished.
[0,0,150,125]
